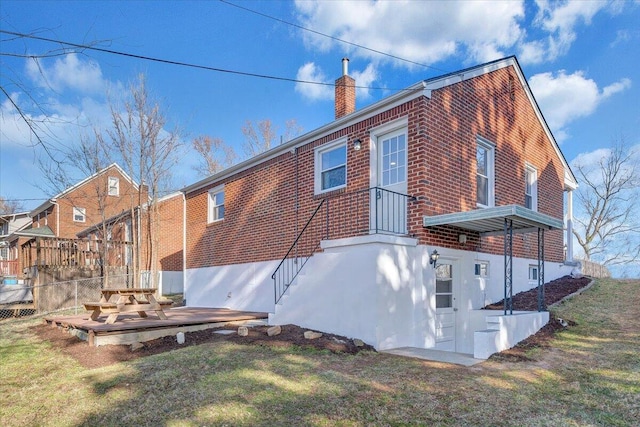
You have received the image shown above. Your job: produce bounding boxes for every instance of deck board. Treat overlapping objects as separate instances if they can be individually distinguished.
[44,307,269,346]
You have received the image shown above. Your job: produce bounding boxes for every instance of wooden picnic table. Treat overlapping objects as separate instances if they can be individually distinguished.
[84,287,172,324]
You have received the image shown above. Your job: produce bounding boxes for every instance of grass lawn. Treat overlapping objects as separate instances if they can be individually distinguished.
[1,278,638,426]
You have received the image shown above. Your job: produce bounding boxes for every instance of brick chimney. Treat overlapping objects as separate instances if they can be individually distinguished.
[335,58,356,119]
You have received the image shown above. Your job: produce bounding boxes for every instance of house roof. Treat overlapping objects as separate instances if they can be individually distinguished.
[422,205,563,237]
[183,56,577,195]
[15,225,55,238]
[30,163,141,216]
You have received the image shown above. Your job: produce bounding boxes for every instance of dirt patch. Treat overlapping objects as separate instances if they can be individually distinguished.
[33,323,375,369]
[32,275,591,368]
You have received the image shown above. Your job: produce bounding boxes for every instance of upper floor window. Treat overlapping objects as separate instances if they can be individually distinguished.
[73,207,86,223]
[108,177,120,196]
[524,164,538,211]
[208,186,225,223]
[476,137,495,207]
[315,140,346,194]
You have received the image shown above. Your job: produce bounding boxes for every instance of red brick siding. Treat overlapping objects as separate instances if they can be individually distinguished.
[186,64,565,268]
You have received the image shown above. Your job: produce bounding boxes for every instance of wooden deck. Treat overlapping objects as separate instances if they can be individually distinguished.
[44,307,269,346]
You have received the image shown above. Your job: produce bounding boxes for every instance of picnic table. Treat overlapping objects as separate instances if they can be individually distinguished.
[84,287,172,324]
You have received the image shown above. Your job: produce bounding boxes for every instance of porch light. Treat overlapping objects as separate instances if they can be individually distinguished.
[353,138,362,151]
[429,249,439,268]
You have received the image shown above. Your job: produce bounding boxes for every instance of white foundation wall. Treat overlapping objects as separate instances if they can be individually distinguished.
[186,236,573,354]
[269,235,421,348]
[185,260,278,313]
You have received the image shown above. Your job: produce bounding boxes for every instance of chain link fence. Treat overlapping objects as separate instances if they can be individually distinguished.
[0,274,133,321]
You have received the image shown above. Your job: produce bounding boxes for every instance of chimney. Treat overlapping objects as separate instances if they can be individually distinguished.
[335,58,356,119]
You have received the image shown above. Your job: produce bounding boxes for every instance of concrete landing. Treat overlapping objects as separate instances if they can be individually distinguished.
[382,347,485,367]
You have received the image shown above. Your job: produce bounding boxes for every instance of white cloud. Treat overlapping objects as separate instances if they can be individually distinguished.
[295,62,333,101]
[26,53,106,95]
[294,0,525,66]
[351,63,379,100]
[1,54,117,150]
[526,0,611,63]
[529,71,631,141]
[295,61,380,103]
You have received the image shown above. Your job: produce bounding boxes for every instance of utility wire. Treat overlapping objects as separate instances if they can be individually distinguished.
[0,30,416,92]
[219,0,448,74]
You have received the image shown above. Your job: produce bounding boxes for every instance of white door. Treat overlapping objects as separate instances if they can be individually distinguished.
[373,129,408,234]
[434,260,458,351]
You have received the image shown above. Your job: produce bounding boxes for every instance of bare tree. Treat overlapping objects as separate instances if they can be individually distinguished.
[101,74,182,287]
[192,135,236,177]
[572,138,640,268]
[241,118,303,159]
[0,197,25,214]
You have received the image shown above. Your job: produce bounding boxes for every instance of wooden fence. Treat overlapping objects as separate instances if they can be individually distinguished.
[576,259,611,278]
[21,236,132,268]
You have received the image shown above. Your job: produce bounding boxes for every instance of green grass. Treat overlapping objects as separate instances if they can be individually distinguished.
[1,278,639,426]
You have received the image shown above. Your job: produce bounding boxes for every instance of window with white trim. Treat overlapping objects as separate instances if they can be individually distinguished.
[108,176,120,196]
[208,186,225,223]
[476,137,495,207]
[524,164,538,211]
[529,265,539,281]
[474,261,489,278]
[381,131,406,186]
[315,140,347,194]
[73,207,86,223]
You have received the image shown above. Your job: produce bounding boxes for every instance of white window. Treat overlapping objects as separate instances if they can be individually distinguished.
[476,137,495,207]
[381,131,406,186]
[524,164,538,211]
[0,247,8,260]
[208,186,225,223]
[315,140,347,194]
[73,207,86,223]
[474,261,489,278]
[529,265,539,281]
[108,177,120,196]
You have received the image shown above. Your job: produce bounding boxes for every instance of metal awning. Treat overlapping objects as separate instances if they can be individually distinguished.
[422,205,563,236]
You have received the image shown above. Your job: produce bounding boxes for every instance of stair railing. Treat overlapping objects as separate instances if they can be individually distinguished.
[272,200,327,304]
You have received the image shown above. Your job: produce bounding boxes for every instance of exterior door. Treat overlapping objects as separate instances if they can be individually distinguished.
[374,129,408,234]
[434,260,458,351]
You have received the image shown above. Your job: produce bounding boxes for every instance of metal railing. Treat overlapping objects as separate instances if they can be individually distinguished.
[272,187,415,304]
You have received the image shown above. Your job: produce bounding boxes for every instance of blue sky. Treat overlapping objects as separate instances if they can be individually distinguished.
[1,1,639,271]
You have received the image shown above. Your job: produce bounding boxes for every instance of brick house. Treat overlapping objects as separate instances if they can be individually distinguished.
[77,191,185,295]
[182,56,578,358]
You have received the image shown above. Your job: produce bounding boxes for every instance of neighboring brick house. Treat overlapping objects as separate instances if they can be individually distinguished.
[77,191,185,295]
[29,164,143,239]
[182,56,578,358]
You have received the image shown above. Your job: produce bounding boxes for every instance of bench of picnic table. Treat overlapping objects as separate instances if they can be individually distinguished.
[84,299,173,323]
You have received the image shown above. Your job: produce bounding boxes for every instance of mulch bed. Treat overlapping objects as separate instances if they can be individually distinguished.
[33,323,375,369]
[32,275,592,368]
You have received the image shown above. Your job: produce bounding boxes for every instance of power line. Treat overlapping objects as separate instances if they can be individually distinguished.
[0,29,413,92]
[219,0,448,74]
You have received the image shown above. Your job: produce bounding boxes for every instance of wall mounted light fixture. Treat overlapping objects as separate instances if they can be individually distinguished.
[429,249,439,268]
[459,234,467,245]
[353,139,362,151]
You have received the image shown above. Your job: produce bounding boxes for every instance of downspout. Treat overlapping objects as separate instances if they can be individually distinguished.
[51,199,59,236]
[182,191,187,305]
